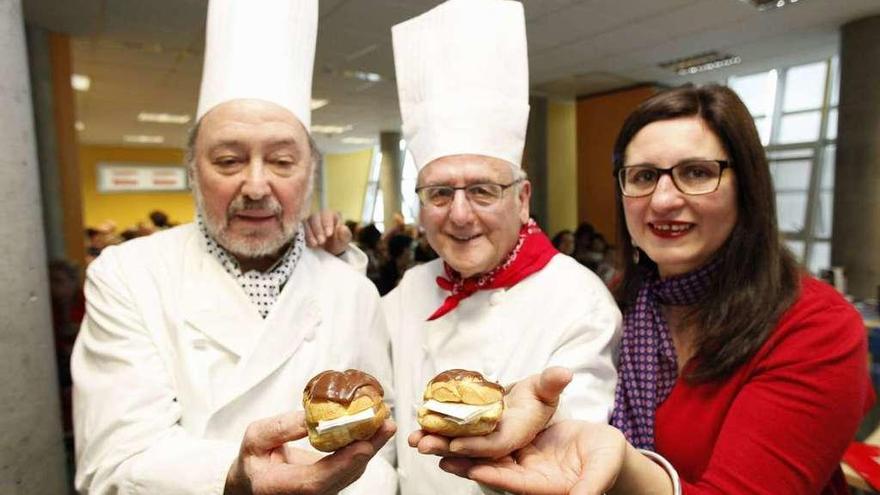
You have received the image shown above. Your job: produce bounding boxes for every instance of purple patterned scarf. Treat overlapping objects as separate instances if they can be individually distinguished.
[610,259,718,449]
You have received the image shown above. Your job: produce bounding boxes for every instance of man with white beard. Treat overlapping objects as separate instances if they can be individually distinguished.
[71,1,395,494]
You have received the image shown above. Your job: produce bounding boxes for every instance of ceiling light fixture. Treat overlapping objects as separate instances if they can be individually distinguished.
[311,124,353,135]
[342,137,375,145]
[123,134,165,144]
[739,0,806,11]
[137,112,191,124]
[75,121,85,131]
[343,69,383,82]
[310,99,329,110]
[659,51,742,75]
[71,74,91,92]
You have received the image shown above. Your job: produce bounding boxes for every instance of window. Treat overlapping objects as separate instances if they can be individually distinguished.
[727,57,839,274]
[400,149,420,223]
[362,145,384,231]
[729,70,777,145]
[361,140,421,230]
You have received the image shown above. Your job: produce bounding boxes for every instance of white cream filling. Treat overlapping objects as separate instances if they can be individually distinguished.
[422,399,499,425]
[315,407,376,434]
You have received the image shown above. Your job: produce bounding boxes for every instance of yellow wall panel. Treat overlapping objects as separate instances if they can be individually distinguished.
[546,100,578,236]
[323,147,374,222]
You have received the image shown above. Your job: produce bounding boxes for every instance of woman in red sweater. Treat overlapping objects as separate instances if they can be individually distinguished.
[438,84,873,494]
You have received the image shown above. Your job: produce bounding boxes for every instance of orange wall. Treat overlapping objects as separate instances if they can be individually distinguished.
[50,33,86,264]
[79,145,195,230]
[576,85,658,244]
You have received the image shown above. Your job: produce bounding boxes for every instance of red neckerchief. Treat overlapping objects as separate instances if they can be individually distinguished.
[427,220,558,321]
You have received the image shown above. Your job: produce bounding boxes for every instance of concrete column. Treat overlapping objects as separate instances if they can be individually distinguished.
[0,1,70,493]
[26,26,65,261]
[524,96,548,228]
[833,15,880,299]
[25,28,85,267]
[379,131,403,228]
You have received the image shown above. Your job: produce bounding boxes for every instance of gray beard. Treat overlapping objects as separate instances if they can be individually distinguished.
[191,177,309,259]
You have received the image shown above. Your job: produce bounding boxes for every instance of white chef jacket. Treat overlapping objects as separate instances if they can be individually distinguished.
[72,224,396,494]
[383,254,621,495]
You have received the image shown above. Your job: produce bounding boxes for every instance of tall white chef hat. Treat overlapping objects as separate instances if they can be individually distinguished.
[196,0,318,128]
[392,0,530,170]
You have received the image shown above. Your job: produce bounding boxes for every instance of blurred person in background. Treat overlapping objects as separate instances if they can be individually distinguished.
[149,210,172,230]
[377,234,415,296]
[357,222,385,287]
[413,226,438,263]
[572,221,596,268]
[552,229,576,256]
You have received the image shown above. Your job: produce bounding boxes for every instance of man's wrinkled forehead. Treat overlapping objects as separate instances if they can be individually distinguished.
[196,99,310,149]
[200,99,306,134]
[418,154,515,185]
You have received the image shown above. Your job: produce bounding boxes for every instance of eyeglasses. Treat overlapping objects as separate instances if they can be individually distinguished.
[616,160,731,197]
[415,180,523,208]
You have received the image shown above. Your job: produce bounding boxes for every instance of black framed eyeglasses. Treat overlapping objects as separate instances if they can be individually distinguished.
[616,160,731,197]
[415,179,523,208]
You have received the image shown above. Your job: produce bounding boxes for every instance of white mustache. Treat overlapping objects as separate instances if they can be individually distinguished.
[227,195,282,217]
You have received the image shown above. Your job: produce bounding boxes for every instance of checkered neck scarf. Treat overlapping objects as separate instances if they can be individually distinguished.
[198,217,305,319]
[610,259,718,449]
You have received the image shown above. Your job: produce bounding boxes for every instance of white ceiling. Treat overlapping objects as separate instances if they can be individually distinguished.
[22,0,880,153]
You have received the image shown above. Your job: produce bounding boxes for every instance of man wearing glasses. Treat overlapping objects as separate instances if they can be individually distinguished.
[380,1,622,493]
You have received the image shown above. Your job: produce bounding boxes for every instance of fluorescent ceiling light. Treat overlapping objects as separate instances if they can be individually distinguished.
[310,99,329,110]
[71,74,91,92]
[342,137,375,145]
[311,124,353,134]
[137,112,191,124]
[123,134,165,144]
[739,0,805,11]
[659,51,742,75]
[343,69,383,82]
[75,121,85,131]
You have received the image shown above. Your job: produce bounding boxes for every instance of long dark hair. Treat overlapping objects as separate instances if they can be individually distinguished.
[612,84,800,383]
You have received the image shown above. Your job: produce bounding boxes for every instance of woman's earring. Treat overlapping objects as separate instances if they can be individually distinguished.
[632,247,640,264]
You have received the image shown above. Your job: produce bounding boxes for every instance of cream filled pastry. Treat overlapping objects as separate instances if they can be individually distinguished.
[418,369,504,437]
[302,369,389,452]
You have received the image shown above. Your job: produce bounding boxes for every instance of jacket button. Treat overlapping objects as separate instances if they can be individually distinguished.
[192,338,208,350]
[303,327,315,342]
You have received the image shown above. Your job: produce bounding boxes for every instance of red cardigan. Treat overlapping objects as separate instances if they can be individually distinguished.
[655,276,874,494]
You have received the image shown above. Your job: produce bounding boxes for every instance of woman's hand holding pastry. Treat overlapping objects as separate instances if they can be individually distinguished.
[438,419,627,495]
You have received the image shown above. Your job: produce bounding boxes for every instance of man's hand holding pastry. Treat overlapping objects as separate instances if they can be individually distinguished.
[225,370,395,495]
[224,411,395,495]
[410,367,573,460]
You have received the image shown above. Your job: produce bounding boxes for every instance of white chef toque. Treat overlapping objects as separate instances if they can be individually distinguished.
[196,0,318,128]
[392,0,530,170]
